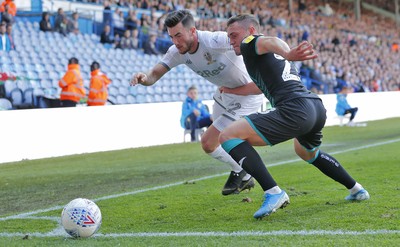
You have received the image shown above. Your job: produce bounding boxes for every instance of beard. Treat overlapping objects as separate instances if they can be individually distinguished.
[177,38,195,54]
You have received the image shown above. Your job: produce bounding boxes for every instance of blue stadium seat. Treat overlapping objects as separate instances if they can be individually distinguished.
[116,94,127,104]
[126,94,136,104]
[136,94,146,104]
[107,95,116,105]
[153,94,163,103]
[0,98,13,110]
[118,87,130,96]
[4,80,18,98]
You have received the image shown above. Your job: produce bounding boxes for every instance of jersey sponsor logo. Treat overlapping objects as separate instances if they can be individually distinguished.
[243,35,255,44]
[196,62,227,78]
[204,52,216,65]
[185,59,192,64]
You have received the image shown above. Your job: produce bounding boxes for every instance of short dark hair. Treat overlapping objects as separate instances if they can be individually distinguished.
[165,10,195,29]
[68,57,79,65]
[227,14,260,32]
[90,61,100,71]
[187,85,198,92]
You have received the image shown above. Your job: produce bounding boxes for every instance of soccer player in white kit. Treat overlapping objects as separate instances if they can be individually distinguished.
[130,9,264,195]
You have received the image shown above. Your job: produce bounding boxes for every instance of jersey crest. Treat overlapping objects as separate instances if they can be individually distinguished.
[204,52,216,65]
[243,35,255,44]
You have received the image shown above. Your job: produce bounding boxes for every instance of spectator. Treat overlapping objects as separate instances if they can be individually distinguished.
[0,0,16,17]
[117,29,137,49]
[335,86,358,126]
[113,8,125,36]
[180,85,213,142]
[100,24,115,45]
[125,10,140,32]
[59,16,69,36]
[67,12,80,34]
[58,57,86,107]
[6,22,14,50]
[103,0,112,26]
[39,12,53,32]
[298,0,307,13]
[87,61,111,106]
[0,22,11,52]
[143,34,160,55]
[0,4,13,24]
[54,8,65,33]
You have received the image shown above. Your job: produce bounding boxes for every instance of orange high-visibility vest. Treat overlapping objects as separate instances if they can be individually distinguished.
[87,69,111,106]
[0,0,17,16]
[58,64,86,102]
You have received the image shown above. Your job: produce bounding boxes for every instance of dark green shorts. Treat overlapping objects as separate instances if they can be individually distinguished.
[245,97,326,151]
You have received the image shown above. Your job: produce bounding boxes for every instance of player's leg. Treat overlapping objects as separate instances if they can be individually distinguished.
[220,116,289,219]
[295,99,369,201]
[295,140,369,201]
[201,100,254,195]
[202,123,254,195]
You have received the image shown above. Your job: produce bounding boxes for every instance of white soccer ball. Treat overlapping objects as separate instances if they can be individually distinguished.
[61,198,102,238]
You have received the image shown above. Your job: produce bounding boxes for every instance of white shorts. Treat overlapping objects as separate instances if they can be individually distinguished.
[211,90,265,132]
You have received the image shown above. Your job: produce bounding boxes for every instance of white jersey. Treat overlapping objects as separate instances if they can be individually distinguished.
[160,30,251,88]
[160,30,265,131]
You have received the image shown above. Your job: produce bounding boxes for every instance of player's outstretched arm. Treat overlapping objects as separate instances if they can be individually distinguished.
[256,37,317,62]
[130,63,168,86]
[286,41,318,61]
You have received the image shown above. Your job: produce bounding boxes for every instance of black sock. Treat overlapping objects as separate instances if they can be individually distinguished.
[312,151,356,189]
[228,141,277,191]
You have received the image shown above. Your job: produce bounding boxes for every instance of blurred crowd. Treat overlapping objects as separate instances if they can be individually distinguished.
[3,0,400,93]
[86,0,400,93]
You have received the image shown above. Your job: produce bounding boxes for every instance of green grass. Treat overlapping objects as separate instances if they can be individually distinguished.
[0,118,399,246]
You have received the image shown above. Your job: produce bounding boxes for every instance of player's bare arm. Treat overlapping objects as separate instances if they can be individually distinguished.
[130,63,168,86]
[219,82,262,95]
[256,37,317,61]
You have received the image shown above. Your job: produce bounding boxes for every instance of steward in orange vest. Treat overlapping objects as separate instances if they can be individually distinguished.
[0,0,17,17]
[87,61,111,106]
[58,57,86,107]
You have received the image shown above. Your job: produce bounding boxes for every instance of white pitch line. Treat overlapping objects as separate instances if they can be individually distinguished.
[1,138,399,224]
[1,230,400,238]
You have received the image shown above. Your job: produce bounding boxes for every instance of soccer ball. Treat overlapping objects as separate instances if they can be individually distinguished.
[61,198,102,238]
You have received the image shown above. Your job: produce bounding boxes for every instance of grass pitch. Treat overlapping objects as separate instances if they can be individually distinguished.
[0,118,399,246]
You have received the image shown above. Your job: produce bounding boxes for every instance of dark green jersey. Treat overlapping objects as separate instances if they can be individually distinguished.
[240,35,319,107]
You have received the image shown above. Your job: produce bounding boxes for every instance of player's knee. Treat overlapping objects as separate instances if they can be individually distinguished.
[294,142,317,161]
[297,149,318,162]
[201,137,216,153]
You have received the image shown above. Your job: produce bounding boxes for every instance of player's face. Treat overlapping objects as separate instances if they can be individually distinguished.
[227,22,248,55]
[168,22,195,54]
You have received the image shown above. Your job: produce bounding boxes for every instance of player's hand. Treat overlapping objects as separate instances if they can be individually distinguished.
[287,41,318,61]
[130,72,147,86]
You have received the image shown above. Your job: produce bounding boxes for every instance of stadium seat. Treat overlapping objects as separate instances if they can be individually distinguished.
[108,86,119,97]
[118,87,130,96]
[116,94,127,104]
[183,127,206,143]
[126,94,136,104]
[107,95,116,105]
[0,98,13,110]
[9,88,24,108]
[22,88,35,108]
[4,80,18,98]
[153,94,163,103]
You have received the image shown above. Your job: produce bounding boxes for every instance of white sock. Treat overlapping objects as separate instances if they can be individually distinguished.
[209,145,244,173]
[265,186,282,195]
[242,173,252,181]
[349,182,363,194]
